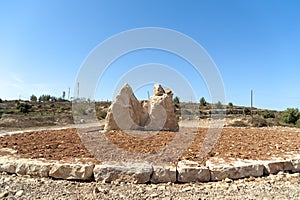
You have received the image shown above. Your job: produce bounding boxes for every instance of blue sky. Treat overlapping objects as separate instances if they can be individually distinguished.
[0,0,300,110]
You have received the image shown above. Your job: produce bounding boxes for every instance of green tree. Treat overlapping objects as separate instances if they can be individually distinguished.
[215,101,223,109]
[62,91,66,99]
[228,102,233,107]
[0,98,2,103]
[39,94,51,102]
[30,94,37,102]
[173,96,180,104]
[199,97,207,107]
[281,108,300,124]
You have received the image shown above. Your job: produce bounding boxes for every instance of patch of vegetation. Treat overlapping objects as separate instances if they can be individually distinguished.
[230,120,248,127]
[261,110,275,119]
[281,108,300,125]
[243,107,251,115]
[296,119,300,127]
[215,101,223,109]
[74,105,87,115]
[97,110,107,119]
[251,116,268,127]
[17,102,32,114]
[228,102,233,107]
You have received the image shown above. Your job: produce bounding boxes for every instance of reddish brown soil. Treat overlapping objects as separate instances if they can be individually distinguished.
[0,127,300,164]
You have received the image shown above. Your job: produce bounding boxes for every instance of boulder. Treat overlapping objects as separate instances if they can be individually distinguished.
[104,84,142,131]
[146,90,178,131]
[104,83,178,131]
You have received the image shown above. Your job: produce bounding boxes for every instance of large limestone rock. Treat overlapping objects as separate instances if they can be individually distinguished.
[263,160,293,174]
[153,84,165,96]
[177,160,210,183]
[150,165,177,183]
[16,160,50,178]
[206,158,265,181]
[93,162,153,183]
[104,83,178,131]
[49,163,94,180]
[104,84,142,131]
[146,85,178,131]
[0,156,17,174]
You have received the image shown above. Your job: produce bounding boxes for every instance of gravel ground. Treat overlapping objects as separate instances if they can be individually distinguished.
[1,172,299,200]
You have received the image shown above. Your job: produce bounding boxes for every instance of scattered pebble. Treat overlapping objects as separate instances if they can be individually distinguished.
[0,172,299,199]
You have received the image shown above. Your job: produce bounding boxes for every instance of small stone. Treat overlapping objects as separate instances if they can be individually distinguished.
[150,193,159,198]
[230,184,238,191]
[224,178,233,183]
[93,187,100,194]
[15,190,24,197]
[181,186,193,192]
[248,176,255,181]
[157,185,166,190]
[0,191,9,198]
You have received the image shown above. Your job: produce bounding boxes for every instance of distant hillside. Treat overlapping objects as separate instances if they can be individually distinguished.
[0,99,297,129]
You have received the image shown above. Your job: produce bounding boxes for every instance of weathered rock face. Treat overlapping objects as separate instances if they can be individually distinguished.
[104,83,178,131]
[104,84,142,131]
[153,84,165,96]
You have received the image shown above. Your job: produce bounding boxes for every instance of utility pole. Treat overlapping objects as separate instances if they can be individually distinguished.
[68,87,70,100]
[77,82,80,99]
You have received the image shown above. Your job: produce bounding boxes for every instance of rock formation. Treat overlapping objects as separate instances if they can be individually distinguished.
[104,83,179,131]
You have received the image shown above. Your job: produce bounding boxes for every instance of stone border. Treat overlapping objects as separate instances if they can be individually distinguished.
[1,155,300,184]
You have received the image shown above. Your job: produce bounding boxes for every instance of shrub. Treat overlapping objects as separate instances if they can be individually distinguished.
[296,119,300,127]
[281,108,300,125]
[261,111,275,119]
[215,101,223,109]
[17,102,32,114]
[251,116,268,127]
[243,107,251,115]
[74,105,87,115]
[97,110,107,119]
[228,102,233,107]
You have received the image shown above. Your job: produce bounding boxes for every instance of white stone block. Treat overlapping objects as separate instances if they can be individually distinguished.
[151,165,176,183]
[177,160,210,183]
[49,163,94,180]
[93,162,153,183]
